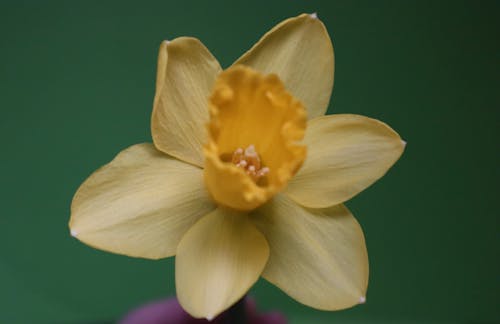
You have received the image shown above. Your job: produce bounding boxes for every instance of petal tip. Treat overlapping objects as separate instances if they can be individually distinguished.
[70,229,78,237]
[359,296,366,304]
[206,315,214,321]
[163,40,170,45]
[309,12,318,19]
[401,139,407,147]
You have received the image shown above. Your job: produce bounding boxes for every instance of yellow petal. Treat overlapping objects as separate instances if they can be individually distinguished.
[69,144,215,259]
[152,37,222,167]
[204,65,306,211]
[286,114,406,208]
[234,13,334,119]
[252,194,368,310]
[176,208,269,319]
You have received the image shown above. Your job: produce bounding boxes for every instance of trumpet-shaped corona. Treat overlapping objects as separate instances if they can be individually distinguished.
[204,65,307,211]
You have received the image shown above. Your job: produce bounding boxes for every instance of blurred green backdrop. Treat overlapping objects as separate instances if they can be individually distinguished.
[1,0,498,323]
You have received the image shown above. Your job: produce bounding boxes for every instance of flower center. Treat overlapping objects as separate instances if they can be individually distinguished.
[231,144,270,182]
[203,65,307,211]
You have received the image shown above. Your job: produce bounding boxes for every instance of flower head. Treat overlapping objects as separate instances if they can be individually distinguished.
[69,13,405,319]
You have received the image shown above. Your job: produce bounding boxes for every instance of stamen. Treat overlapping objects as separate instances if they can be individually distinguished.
[258,167,270,177]
[244,145,257,157]
[231,144,270,182]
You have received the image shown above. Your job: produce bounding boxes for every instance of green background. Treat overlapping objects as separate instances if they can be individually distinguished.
[1,0,498,323]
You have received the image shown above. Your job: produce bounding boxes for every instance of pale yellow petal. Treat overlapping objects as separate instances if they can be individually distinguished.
[234,13,334,119]
[152,37,222,167]
[69,144,215,259]
[252,194,368,310]
[176,208,269,319]
[286,114,405,208]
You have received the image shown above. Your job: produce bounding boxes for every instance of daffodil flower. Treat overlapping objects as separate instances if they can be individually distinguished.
[69,13,405,320]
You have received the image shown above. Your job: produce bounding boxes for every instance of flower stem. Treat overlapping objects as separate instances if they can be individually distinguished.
[225,295,246,324]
